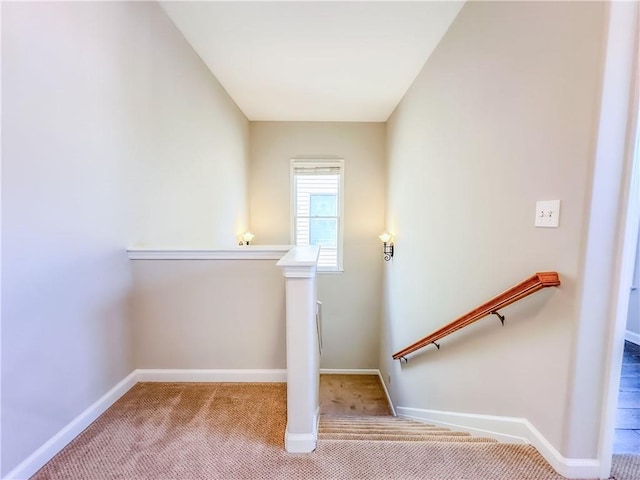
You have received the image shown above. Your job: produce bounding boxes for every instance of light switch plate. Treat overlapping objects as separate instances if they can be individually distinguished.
[535,200,560,228]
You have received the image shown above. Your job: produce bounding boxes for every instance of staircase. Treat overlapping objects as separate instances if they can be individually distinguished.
[318,415,498,444]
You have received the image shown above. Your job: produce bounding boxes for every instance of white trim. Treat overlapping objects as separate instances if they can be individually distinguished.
[284,431,317,453]
[277,246,320,278]
[285,406,318,453]
[625,329,640,345]
[4,371,138,480]
[127,245,292,260]
[319,368,380,375]
[317,269,344,275]
[396,406,600,479]
[397,406,529,443]
[135,369,287,383]
[377,371,397,417]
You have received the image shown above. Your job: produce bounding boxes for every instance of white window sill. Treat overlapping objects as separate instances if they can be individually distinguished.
[318,269,344,275]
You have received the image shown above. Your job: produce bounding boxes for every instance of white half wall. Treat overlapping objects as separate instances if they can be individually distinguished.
[1,1,249,475]
[249,122,386,369]
[131,259,287,369]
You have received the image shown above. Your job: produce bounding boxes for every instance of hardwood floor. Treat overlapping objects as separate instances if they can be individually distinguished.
[615,340,640,453]
[319,374,392,416]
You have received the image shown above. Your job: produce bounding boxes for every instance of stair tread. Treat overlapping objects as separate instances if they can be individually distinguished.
[320,422,443,425]
[321,415,405,419]
[319,426,461,435]
[321,419,434,426]
[317,414,497,444]
[320,428,464,434]
[321,419,434,424]
[320,422,449,430]
[319,431,471,438]
[318,433,498,442]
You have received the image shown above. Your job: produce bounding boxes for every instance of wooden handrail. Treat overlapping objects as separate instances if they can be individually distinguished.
[392,272,560,360]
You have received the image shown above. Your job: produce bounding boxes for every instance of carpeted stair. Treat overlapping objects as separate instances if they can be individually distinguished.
[319,415,498,443]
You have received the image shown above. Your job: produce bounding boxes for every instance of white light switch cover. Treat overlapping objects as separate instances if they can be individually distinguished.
[535,200,560,228]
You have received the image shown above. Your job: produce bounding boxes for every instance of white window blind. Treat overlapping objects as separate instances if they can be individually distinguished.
[291,161,344,271]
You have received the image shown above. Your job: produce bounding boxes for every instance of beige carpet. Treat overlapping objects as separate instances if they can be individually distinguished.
[30,382,627,480]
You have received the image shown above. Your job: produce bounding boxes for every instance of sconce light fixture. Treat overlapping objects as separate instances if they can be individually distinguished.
[379,233,394,261]
[240,231,255,246]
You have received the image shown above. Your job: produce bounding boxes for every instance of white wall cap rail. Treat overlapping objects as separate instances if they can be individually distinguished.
[127,245,293,260]
[277,245,321,278]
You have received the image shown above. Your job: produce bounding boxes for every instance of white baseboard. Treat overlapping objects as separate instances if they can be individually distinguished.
[5,371,138,480]
[319,368,379,375]
[135,368,287,383]
[625,329,640,345]
[397,406,600,479]
[284,431,317,453]
[376,371,397,417]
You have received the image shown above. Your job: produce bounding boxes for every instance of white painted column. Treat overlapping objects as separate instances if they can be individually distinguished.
[277,246,321,453]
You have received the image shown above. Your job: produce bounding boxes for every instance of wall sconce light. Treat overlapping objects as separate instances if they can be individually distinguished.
[379,233,394,261]
[240,232,255,246]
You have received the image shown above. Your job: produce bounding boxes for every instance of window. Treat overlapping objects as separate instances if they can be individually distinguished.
[291,159,344,272]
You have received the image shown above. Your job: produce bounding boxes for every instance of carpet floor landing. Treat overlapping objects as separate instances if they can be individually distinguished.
[30,382,636,479]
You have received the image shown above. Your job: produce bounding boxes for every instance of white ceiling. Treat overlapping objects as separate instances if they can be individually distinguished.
[161,1,464,122]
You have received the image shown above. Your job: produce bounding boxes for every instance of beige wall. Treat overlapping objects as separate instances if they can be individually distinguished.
[132,260,286,369]
[250,122,385,368]
[381,0,605,457]
[1,2,248,474]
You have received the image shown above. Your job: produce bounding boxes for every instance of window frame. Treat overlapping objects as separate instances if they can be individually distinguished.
[290,158,345,273]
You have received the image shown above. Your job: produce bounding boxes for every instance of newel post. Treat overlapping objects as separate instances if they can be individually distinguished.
[276,245,321,453]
